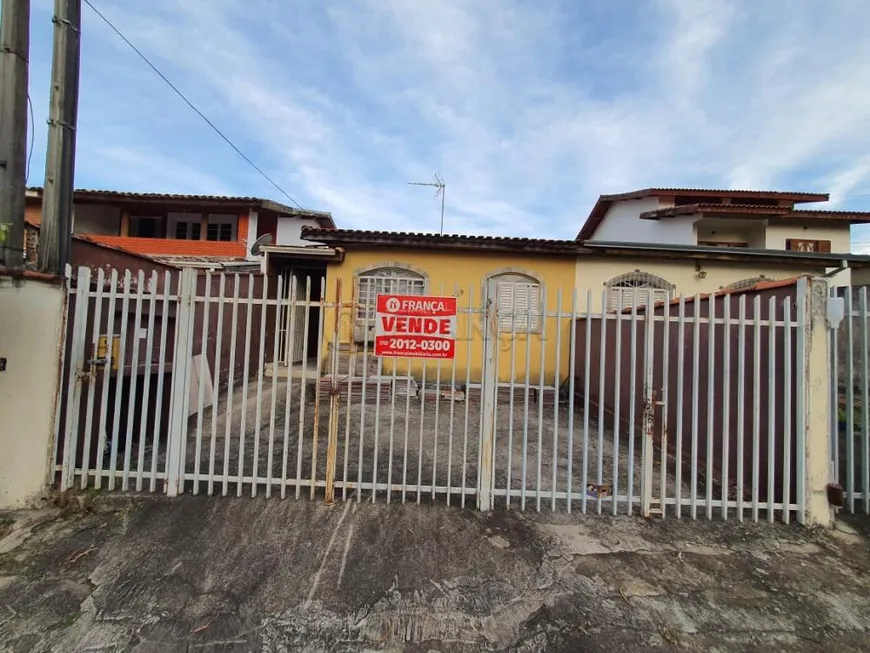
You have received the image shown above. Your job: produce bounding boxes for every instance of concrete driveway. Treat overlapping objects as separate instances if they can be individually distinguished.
[1,494,868,652]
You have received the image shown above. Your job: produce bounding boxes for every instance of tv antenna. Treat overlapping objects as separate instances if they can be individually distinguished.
[408,173,446,235]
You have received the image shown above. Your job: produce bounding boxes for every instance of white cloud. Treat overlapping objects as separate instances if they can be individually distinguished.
[25,0,870,248]
[80,146,236,196]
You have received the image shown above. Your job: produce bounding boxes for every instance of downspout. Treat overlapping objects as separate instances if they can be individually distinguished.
[824,261,849,278]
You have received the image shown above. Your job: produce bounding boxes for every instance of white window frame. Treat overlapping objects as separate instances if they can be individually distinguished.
[168,212,203,241]
[605,271,673,312]
[206,213,238,242]
[488,272,543,334]
[355,265,427,327]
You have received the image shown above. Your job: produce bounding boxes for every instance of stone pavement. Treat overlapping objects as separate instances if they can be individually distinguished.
[0,494,868,652]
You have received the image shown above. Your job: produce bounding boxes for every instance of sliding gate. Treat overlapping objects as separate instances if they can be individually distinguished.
[54,265,812,522]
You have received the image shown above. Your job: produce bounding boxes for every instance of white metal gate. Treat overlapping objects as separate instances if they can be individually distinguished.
[829,284,870,515]
[54,265,811,523]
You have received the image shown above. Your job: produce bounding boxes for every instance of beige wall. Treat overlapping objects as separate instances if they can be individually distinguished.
[574,256,822,311]
[0,275,65,508]
[765,221,851,253]
[765,221,853,286]
[694,218,766,249]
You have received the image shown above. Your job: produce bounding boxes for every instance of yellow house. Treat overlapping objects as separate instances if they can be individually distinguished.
[291,229,870,387]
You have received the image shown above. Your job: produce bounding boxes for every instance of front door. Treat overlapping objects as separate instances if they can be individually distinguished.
[281,270,309,364]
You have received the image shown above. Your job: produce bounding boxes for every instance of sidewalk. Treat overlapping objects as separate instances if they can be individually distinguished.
[0,495,868,652]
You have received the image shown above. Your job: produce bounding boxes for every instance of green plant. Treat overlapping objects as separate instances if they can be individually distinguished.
[838,405,865,425]
[0,223,9,244]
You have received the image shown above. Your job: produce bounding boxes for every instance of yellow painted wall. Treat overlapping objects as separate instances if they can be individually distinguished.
[320,248,576,385]
[319,247,833,386]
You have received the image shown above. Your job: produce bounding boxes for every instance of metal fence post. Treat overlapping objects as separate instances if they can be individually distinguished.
[640,295,655,518]
[165,267,196,497]
[799,276,834,526]
[60,266,92,490]
[324,279,342,505]
[478,295,497,511]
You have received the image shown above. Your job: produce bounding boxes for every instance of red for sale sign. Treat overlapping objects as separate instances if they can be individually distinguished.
[374,294,457,359]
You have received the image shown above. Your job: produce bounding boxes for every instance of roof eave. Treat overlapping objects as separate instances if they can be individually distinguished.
[584,240,870,267]
[301,229,579,255]
[26,187,336,225]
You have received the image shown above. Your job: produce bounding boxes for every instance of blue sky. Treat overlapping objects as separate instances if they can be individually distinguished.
[24,0,870,247]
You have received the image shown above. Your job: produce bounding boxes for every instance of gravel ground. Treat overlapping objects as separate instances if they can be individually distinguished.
[1,496,869,652]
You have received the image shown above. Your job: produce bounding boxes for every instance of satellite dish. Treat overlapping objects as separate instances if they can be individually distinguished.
[250,233,273,256]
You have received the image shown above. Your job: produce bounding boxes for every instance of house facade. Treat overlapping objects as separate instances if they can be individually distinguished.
[576,188,866,252]
[24,188,334,270]
[295,228,870,386]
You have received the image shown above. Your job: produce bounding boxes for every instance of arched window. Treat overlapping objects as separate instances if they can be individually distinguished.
[605,271,673,312]
[356,265,426,323]
[487,271,542,333]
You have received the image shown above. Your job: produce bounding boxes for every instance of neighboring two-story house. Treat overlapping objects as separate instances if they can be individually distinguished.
[575,187,870,287]
[576,187,868,253]
[24,188,335,270]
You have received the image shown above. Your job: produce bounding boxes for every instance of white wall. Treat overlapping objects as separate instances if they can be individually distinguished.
[0,274,65,508]
[72,203,121,236]
[589,198,696,245]
[276,217,321,246]
[245,210,259,259]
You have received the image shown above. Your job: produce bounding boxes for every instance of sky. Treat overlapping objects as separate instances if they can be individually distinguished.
[22,0,870,248]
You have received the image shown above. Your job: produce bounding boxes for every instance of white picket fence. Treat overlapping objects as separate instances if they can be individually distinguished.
[54,266,819,523]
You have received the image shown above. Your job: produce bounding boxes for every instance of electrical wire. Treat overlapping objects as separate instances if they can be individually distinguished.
[82,0,303,209]
[25,93,34,184]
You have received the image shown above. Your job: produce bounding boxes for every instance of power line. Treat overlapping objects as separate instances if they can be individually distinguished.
[82,0,302,209]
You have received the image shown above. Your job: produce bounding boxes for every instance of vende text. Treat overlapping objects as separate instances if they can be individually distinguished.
[380,316,453,336]
[374,293,457,359]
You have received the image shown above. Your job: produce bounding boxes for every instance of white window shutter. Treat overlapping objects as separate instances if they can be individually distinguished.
[526,283,541,330]
[490,275,542,333]
[515,284,531,331]
[497,283,515,331]
[606,272,672,313]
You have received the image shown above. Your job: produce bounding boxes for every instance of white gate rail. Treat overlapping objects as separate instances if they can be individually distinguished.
[829,284,870,515]
[53,266,830,524]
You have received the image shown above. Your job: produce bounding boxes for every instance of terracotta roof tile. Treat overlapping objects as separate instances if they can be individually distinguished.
[640,203,870,222]
[639,203,794,219]
[300,228,580,254]
[627,276,804,313]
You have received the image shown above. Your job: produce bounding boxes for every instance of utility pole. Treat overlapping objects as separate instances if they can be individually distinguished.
[39,0,81,275]
[0,0,30,269]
